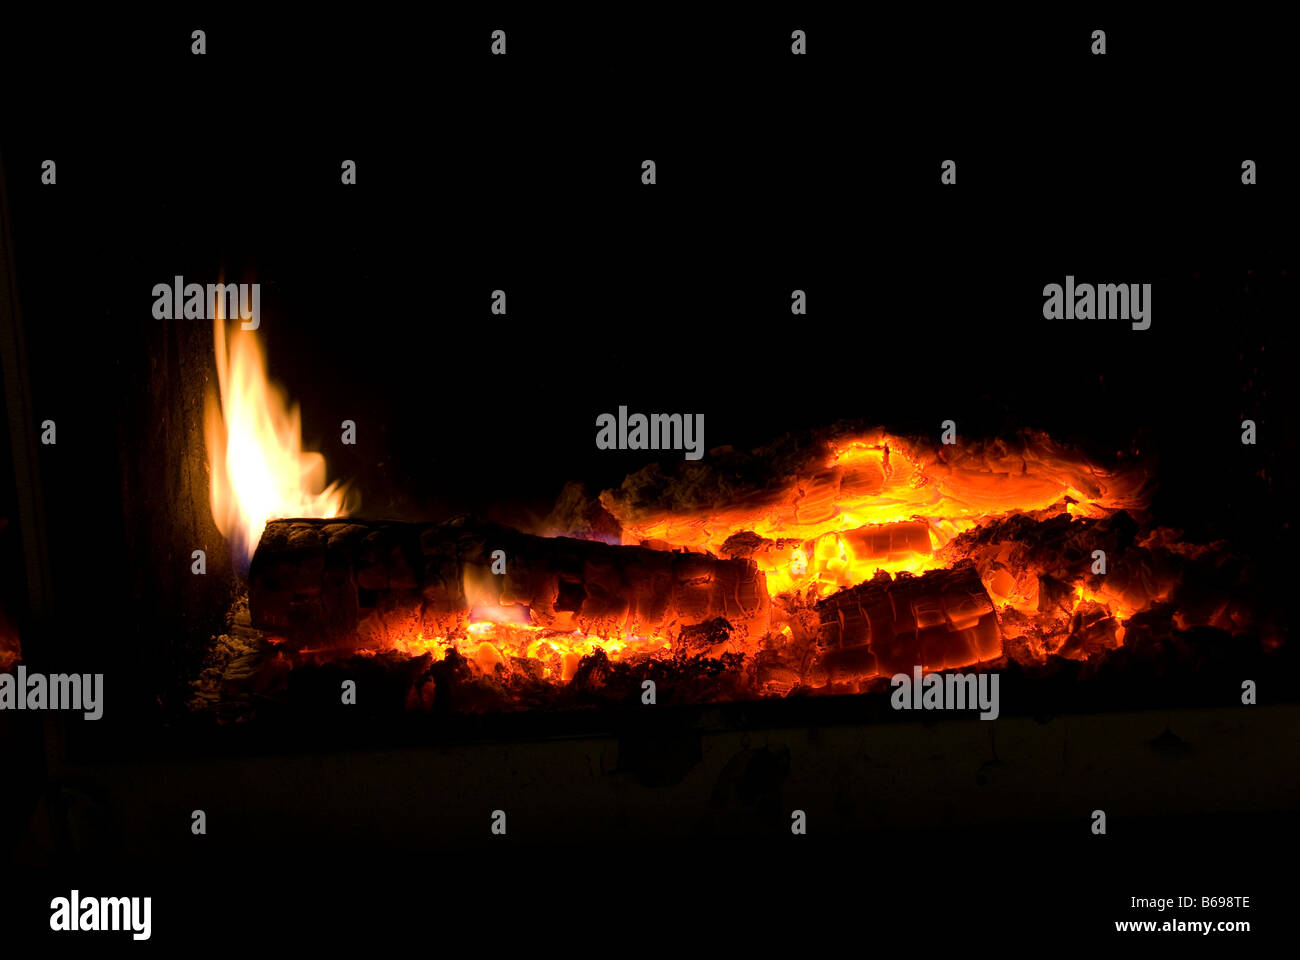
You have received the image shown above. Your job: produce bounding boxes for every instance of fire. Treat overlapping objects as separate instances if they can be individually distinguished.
[205,315,353,564]
[296,621,675,683]
[382,622,674,681]
[243,425,1173,703]
[600,430,1151,610]
[608,431,1147,555]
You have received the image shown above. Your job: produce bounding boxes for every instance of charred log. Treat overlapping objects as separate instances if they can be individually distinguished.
[249,517,771,652]
[815,562,1002,676]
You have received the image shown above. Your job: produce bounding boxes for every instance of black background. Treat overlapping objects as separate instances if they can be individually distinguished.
[1,9,1295,949]
[1,12,1293,529]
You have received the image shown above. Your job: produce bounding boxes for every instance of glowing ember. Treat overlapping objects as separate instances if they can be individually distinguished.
[603,428,1151,606]
[245,421,1173,695]
[226,365,1180,700]
[381,622,674,681]
[608,431,1147,549]
[204,314,354,565]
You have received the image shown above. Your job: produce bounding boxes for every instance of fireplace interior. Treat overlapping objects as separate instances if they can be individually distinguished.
[1,22,1297,941]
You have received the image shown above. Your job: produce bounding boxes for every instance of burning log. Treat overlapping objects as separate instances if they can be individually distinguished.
[814,562,1002,676]
[249,517,771,653]
[601,425,1153,557]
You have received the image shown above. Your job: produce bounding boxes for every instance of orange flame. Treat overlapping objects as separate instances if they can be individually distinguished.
[205,314,354,564]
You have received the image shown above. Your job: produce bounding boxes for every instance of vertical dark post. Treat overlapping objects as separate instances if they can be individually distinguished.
[0,153,51,625]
